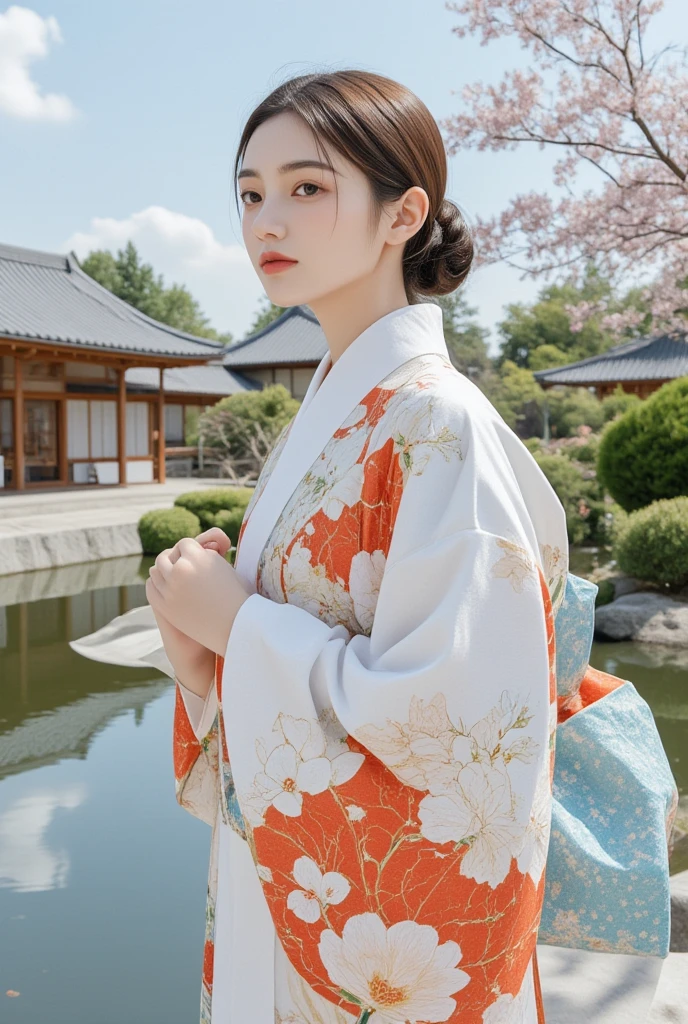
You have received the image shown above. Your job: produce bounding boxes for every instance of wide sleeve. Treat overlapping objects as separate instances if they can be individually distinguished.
[220,394,567,1020]
[173,662,222,828]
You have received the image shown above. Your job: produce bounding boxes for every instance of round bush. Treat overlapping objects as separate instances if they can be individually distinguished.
[138,507,201,556]
[174,487,253,528]
[597,377,688,511]
[613,496,688,589]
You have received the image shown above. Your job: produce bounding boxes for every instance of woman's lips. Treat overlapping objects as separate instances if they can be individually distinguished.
[262,259,298,275]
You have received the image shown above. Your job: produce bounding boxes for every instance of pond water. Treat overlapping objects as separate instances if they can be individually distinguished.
[0,553,684,1022]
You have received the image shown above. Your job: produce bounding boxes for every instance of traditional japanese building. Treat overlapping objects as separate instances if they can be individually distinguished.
[0,243,255,491]
[222,303,326,400]
[533,332,688,399]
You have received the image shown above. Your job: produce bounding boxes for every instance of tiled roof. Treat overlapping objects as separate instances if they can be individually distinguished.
[223,304,326,367]
[125,363,260,396]
[533,333,688,385]
[0,242,224,361]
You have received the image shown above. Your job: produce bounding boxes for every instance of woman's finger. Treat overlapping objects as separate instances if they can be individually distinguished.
[148,564,165,593]
[154,548,175,581]
[195,527,232,555]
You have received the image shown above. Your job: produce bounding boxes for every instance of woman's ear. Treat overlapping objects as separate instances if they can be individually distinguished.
[387,186,430,248]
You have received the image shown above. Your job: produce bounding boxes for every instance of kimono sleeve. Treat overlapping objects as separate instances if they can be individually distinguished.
[219,394,565,1019]
[173,665,222,828]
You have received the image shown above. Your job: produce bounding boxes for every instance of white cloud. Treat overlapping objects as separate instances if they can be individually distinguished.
[64,206,262,341]
[0,5,77,121]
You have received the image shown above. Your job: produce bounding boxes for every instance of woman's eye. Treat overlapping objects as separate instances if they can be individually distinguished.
[295,182,322,197]
[239,183,322,206]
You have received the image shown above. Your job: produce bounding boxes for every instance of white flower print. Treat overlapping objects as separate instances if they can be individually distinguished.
[516,765,552,885]
[349,549,386,632]
[249,713,365,822]
[490,538,537,594]
[482,977,530,1024]
[287,856,350,923]
[418,763,525,889]
[346,805,366,821]
[357,692,537,797]
[254,741,331,817]
[257,864,273,883]
[318,912,470,1024]
[321,463,365,521]
[283,542,359,632]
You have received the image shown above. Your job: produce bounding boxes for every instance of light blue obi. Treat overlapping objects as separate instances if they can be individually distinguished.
[541,572,678,957]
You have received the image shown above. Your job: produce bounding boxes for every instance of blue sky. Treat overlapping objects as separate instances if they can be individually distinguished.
[1,0,686,351]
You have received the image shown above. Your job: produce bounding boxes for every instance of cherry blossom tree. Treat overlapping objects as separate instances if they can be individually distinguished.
[441,0,688,334]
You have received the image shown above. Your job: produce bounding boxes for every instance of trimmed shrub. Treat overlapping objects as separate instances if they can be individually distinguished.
[597,377,688,511]
[138,507,201,555]
[534,453,607,545]
[523,437,543,455]
[613,496,688,589]
[174,487,253,528]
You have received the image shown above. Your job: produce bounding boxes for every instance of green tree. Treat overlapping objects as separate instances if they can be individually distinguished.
[496,265,648,370]
[246,295,289,335]
[434,293,492,381]
[480,360,545,437]
[79,241,232,343]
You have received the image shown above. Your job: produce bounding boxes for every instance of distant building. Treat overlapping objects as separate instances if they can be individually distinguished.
[533,333,688,399]
[0,242,253,491]
[223,304,326,400]
[0,243,330,493]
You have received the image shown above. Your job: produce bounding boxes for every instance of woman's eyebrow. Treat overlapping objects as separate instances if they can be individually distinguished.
[237,159,338,181]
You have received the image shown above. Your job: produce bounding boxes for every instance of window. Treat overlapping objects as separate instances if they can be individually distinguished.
[67,400,118,459]
[126,403,150,456]
[164,404,185,445]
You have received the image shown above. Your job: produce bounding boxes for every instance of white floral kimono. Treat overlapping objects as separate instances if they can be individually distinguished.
[171,301,569,1024]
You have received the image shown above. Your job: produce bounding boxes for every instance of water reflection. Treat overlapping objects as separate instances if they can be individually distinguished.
[0,556,209,1024]
[0,785,87,892]
[0,555,164,779]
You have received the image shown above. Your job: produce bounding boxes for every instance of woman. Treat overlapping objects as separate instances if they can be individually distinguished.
[71,71,674,1023]
[159,70,567,1024]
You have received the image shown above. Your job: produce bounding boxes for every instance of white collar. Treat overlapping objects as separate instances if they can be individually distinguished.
[236,302,449,589]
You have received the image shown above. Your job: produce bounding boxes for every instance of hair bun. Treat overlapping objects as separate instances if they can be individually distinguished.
[404,198,474,298]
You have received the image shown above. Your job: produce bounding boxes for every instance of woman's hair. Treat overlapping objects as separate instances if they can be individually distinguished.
[233,70,474,302]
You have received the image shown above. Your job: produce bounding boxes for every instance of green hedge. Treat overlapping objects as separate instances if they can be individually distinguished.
[174,487,253,528]
[597,377,688,511]
[138,508,201,556]
[613,496,688,589]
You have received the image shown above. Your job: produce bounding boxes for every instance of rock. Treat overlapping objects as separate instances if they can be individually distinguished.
[595,592,688,646]
[672,870,688,953]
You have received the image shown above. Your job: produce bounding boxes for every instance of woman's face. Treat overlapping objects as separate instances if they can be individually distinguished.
[238,111,391,307]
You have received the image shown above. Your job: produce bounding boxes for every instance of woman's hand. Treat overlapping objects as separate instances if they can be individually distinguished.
[150,607,215,696]
[146,532,250,658]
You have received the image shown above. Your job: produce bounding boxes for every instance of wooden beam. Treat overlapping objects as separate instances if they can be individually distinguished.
[13,356,25,490]
[117,367,127,486]
[158,367,166,484]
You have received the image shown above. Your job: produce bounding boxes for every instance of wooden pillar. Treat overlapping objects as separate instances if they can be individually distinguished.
[158,367,166,484]
[117,368,127,486]
[58,396,68,484]
[13,355,25,490]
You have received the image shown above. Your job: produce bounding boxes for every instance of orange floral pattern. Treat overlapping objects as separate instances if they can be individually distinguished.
[173,353,564,1023]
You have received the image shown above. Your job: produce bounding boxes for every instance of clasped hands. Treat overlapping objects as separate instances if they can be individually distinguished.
[146,527,250,661]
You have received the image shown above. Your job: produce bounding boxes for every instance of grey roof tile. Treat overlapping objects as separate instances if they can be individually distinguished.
[0,242,224,361]
[125,363,260,396]
[223,304,326,367]
[533,334,688,385]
